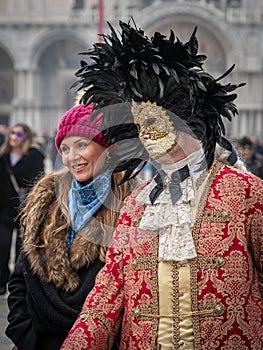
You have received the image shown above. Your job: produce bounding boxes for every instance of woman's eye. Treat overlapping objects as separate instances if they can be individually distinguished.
[60,146,69,154]
[77,142,88,149]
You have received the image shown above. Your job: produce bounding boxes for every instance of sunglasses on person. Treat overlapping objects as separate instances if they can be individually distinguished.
[10,131,27,140]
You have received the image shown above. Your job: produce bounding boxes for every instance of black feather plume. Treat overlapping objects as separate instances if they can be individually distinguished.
[72,19,245,178]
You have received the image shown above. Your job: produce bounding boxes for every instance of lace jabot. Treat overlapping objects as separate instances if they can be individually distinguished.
[136,149,205,261]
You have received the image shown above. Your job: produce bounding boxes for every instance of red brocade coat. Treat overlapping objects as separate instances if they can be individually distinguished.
[61,162,263,350]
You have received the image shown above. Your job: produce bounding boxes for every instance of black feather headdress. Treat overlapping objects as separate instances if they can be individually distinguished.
[72,18,245,180]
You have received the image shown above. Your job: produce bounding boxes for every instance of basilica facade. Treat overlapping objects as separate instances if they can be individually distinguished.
[0,0,262,139]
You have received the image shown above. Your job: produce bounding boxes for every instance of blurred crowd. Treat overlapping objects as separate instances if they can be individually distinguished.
[0,123,45,295]
[0,124,61,173]
[0,123,65,295]
[235,135,263,179]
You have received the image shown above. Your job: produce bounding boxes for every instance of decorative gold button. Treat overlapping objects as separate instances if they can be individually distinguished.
[80,313,88,322]
[214,303,225,315]
[222,211,231,221]
[132,258,138,269]
[216,256,226,268]
[132,214,142,227]
[133,218,139,226]
[133,307,141,319]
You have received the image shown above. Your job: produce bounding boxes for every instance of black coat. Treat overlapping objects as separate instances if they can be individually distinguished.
[6,252,105,350]
[0,148,44,226]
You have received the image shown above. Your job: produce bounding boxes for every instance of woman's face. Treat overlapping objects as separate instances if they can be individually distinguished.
[9,126,27,148]
[60,136,107,183]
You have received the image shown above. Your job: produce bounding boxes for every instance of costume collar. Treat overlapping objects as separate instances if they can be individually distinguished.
[136,149,206,262]
[149,149,205,205]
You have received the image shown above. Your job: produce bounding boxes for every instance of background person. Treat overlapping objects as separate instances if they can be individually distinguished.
[5,103,133,350]
[0,123,44,295]
[236,136,263,179]
[250,135,263,156]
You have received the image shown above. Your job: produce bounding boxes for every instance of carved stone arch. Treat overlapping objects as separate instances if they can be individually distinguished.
[136,3,236,75]
[30,28,93,69]
[29,29,93,132]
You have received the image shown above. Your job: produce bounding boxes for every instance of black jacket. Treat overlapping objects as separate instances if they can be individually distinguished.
[6,252,105,350]
[0,148,44,225]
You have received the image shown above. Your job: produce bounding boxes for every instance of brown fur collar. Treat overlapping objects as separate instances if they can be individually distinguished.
[22,173,103,293]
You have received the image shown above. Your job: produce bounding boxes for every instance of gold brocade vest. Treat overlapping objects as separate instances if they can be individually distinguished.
[157,172,209,349]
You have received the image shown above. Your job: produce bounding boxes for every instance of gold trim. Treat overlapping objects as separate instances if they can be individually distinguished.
[197,255,226,269]
[190,161,225,350]
[133,305,224,319]
[172,261,180,347]
[132,254,156,270]
[202,209,232,222]
[150,235,160,348]
[80,308,114,348]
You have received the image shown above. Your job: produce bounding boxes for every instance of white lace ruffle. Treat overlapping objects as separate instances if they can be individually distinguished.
[136,176,197,261]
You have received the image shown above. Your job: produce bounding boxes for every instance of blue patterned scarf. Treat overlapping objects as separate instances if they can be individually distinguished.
[68,172,111,232]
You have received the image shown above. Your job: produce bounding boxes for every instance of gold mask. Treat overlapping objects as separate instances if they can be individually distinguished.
[131,100,177,159]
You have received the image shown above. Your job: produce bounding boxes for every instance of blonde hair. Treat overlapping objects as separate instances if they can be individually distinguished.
[20,168,133,262]
[0,123,34,157]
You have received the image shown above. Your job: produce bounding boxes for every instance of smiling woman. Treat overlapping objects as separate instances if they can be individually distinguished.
[60,137,107,184]
[5,104,134,350]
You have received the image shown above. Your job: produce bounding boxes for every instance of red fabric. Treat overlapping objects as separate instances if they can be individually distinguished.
[61,163,263,350]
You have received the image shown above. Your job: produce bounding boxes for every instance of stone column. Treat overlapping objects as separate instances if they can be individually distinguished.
[12,69,37,130]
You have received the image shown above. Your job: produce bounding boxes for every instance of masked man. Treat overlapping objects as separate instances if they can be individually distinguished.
[61,19,263,350]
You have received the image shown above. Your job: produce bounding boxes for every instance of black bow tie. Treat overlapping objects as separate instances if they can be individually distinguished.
[149,165,190,205]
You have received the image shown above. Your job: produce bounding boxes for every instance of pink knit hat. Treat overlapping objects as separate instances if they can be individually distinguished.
[55,104,110,151]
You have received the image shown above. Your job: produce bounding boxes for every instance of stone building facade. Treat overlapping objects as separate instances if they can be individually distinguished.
[0,0,262,139]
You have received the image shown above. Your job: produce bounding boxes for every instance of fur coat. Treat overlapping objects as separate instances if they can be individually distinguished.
[5,172,107,350]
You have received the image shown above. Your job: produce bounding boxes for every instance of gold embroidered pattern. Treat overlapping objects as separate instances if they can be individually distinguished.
[150,235,160,349]
[120,234,160,349]
[172,261,180,348]
[62,326,89,350]
[191,161,224,350]
[202,209,232,222]
[62,164,263,349]
[197,255,226,270]
[132,213,143,227]
[132,255,156,270]
[80,308,114,348]
[198,302,225,316]
[132,306,222,319]
[194,163,263,349]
